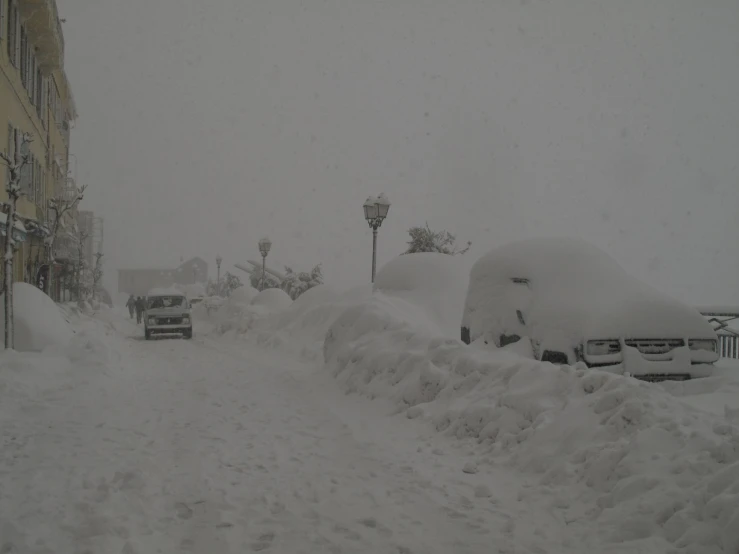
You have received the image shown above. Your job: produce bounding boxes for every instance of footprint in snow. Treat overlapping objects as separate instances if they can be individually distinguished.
[175,502,193,520]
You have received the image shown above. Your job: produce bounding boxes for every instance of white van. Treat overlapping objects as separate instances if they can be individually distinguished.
[144,289,193,340]
[461,238,719,381]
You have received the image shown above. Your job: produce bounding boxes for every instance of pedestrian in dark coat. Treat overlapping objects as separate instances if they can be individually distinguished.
[126,295,136,319]
[135,296,145,324]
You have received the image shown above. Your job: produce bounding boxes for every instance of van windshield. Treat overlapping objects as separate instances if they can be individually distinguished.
[147,296,185,309]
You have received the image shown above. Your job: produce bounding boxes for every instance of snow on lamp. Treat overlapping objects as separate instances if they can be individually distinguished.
[258,237,272,258]
[363,193,390,284]
[258,237,272,291]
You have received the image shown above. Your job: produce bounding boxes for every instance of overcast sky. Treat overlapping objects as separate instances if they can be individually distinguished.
[58,0,739,304]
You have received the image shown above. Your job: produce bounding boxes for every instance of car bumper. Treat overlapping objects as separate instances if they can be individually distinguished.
[585,346,717,381]
[146,325,192,334]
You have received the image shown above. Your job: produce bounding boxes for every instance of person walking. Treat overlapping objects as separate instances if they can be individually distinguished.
[135,296,145,324]
[126,294,136,319]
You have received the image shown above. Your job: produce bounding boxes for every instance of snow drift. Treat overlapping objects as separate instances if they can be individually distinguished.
[250,284,373,361]
[373,252,471,338]
[0,283,74,352]
[324,291,739,552]
[250,288,293,312]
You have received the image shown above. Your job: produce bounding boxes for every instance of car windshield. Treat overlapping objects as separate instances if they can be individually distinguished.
[147,296,185,309]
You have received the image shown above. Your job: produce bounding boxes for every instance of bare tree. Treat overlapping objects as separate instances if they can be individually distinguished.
[73,229,89,301]
[46,183,86,300]
[0,130,32,349]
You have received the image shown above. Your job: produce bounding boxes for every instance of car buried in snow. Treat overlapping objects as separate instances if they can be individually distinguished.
[460,238,720,382]
[144,289,193,340]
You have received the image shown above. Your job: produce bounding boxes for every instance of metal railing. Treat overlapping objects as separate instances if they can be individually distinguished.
[718,335,739,359]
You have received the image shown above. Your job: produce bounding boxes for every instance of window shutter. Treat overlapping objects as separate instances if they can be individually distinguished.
[19,138,30,194]
[5,125,11,185]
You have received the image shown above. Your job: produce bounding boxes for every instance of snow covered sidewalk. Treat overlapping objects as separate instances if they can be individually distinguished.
[0,309,572,554]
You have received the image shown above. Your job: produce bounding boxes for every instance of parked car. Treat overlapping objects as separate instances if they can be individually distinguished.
[461,238,719,381]
[144,289,193,340]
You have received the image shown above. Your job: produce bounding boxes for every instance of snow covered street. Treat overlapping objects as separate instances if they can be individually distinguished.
[1,309,574,554]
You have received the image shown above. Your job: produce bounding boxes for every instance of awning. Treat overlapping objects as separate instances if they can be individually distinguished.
[0,212,28,243]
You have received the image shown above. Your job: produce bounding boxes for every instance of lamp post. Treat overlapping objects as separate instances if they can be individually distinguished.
[216,254,222,296]
[363,193,391,283]
[258,237,272,291]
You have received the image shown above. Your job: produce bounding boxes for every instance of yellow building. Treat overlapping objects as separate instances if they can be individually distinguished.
[0,0,77,298]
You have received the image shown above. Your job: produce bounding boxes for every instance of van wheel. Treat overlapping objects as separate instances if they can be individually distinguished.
[541,350,568,365]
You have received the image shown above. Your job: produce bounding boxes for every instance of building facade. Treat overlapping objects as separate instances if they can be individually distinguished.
[118,257,209,296]
[0,0,77,299]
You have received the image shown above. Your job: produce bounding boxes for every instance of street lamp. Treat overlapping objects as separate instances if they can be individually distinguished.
[258,237,272,291]
[215,254,222,296]
[363,193,391,283]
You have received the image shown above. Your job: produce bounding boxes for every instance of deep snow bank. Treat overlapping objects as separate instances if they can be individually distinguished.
[250,284,373,361]
[0,283,74,351]
[323,295,739,553]
[373,252,471,338]
[251,288,293,312]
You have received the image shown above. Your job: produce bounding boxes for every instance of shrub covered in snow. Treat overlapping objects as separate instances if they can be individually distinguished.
[0,283,74,352]
[323,293,739,552]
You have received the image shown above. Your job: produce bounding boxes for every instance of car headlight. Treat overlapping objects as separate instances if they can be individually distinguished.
[148,317,156,325]
[688,339,717,352]
[586,340,621,356]
[182,316,191,323]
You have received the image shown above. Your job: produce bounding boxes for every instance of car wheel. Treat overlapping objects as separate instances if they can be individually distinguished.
[145,329,151,340]
[183,329,193,339]
[541,350,569,365]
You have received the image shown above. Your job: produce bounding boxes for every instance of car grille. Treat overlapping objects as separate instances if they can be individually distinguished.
[624,339,684,355]
[156,317,183,325]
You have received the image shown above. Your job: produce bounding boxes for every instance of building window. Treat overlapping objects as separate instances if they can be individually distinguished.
[19,24,26,84]
[19,139,31,196]
[6,1,18,67]
[49,78,62,123]
[4,124,12,185]
[29,51,36,103]
[36,69,44,122]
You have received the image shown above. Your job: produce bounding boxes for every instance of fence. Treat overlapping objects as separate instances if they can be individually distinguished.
[718,334,739,359]
[700,308,739,360]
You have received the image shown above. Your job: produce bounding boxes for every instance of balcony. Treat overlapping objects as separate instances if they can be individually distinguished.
[19,0,65,73]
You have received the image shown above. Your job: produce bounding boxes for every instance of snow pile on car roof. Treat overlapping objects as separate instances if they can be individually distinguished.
[373,252,471,338]
[463,237,715,347]
[324,292,739,552]
[0,283,74,352]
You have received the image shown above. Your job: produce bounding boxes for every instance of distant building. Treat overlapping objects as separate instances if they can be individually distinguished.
[118,257,208,296]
